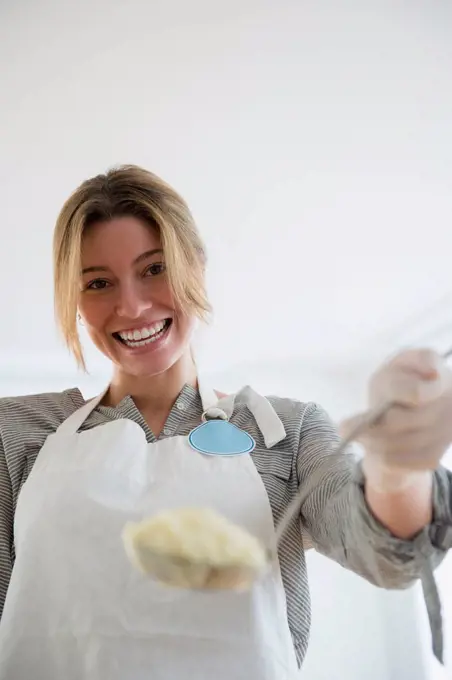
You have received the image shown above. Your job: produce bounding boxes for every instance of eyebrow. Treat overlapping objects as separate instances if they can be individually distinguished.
[81,249,164,275]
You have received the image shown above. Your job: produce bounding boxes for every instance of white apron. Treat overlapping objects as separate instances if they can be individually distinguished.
[0,385,299,680]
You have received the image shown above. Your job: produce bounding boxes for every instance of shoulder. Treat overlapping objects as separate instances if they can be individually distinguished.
[0,388,87,492]
[267,395,336,426]
[231,389,335,445]
[265,396,340,448]
[266,395,330,433]
[265,394,315,422]
[0,388,86,436]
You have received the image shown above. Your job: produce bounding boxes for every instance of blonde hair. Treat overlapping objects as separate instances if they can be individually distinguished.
[53,164,211,369]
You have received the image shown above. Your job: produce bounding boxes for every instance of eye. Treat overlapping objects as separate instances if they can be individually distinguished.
[145,262,166,277]
[85,279,111,291]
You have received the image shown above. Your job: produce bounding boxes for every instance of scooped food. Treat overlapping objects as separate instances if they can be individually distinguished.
[122,507,269,591]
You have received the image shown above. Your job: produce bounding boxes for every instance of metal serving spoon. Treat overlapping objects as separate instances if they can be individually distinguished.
[124,347,452,592]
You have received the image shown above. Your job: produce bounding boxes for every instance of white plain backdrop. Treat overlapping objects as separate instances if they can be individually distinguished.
[1,1,452,678]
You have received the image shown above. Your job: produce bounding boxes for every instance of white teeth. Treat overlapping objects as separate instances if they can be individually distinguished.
[118,321,169,346]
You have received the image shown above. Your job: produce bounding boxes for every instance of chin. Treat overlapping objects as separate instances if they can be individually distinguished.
[112,339,189,380]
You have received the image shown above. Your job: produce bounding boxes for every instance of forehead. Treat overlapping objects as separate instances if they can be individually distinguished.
[81,216,161,266]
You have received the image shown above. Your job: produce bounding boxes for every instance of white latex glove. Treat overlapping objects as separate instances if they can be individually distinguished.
[340,349,452,491]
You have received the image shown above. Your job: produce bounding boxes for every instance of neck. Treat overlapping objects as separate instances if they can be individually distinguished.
[106,352,198,415]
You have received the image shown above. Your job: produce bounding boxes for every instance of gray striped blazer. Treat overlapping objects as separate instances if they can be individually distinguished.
[0,384,451,666]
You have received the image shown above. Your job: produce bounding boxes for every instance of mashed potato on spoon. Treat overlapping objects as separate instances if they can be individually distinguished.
[122,507,269,591]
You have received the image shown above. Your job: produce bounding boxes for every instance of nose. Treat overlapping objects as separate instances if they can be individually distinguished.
[115,281,152,319]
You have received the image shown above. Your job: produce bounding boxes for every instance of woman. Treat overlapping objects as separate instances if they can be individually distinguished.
[0,165,451,679]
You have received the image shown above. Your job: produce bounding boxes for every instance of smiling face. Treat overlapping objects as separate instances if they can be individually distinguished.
[53,165,210,372]
[79,216,197,378]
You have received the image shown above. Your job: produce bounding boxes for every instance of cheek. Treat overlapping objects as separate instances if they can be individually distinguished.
[79,297,111,332]
[155,280,176,308]
[175,313,198,340]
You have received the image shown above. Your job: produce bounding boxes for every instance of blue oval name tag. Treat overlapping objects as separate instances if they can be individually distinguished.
[188,419,255,456]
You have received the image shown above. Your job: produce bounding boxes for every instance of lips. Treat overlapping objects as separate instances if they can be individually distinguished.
[117,320,168,342]
[113,319,172,347]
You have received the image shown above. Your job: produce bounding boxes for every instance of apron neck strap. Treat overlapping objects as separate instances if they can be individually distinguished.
[197,378,222,415]
[197,378,237,422]
[56,389,108,436]
[199,379,286,449]
[236,386,286,448]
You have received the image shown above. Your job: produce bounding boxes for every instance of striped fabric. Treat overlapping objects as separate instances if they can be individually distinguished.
[0,384,451,667]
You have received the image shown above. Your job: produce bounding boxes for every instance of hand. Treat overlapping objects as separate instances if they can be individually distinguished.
[340,349,452,488]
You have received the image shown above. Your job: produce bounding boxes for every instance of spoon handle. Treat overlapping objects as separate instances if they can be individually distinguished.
[274,346,452,548]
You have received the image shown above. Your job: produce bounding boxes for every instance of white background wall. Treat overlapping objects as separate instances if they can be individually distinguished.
[2,0,452,374]
[1,0,452,678]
